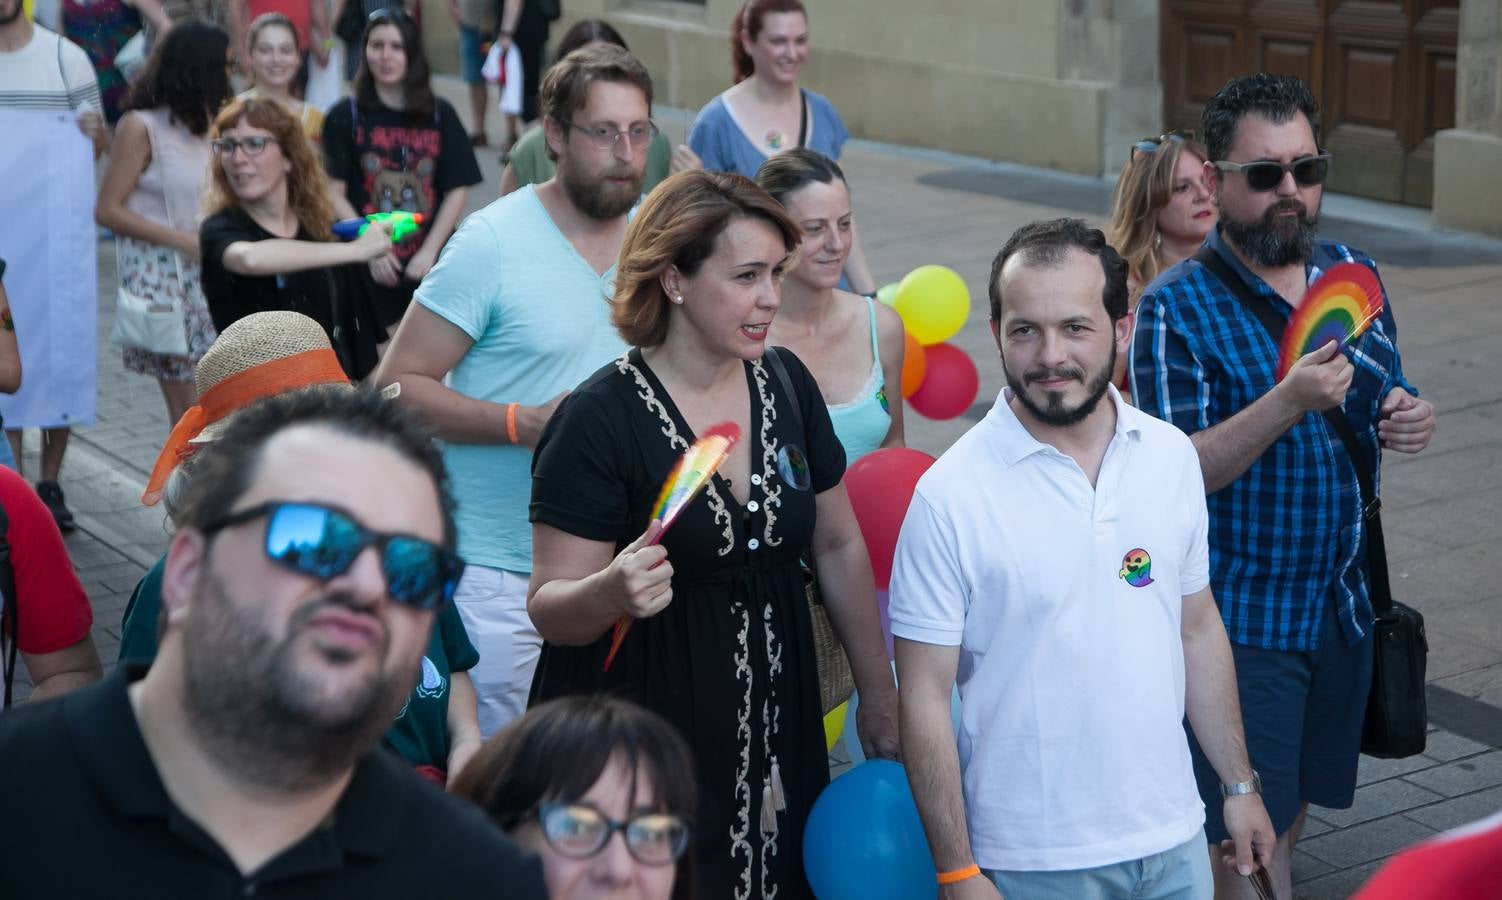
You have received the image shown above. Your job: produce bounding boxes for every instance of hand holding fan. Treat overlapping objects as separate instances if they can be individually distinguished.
[603,422,740,671]
[1277,263,1384,379]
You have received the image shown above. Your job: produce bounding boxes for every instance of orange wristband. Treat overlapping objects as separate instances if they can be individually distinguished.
[937,864,981,885]
[505,402,519,444]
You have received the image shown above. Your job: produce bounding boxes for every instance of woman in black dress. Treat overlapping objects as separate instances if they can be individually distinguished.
[527,170,899,898]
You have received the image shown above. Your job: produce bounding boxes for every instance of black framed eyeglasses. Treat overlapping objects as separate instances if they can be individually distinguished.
[202,501,463,611]
[533,802,690,866]
[1131,128,1196,158]
[562,119,660,151]
[1213,153,1332,192]
[211,136,277,158]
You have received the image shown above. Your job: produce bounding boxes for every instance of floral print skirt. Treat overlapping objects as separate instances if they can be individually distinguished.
[118,236,217,382]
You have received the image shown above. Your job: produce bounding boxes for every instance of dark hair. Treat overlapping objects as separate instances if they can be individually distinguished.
[176,387,456,550]
[988,218,1129,322]
[354,8,435,121]
[553,18,628,62]
[755,147,845,206]
[613,170,801,347]
[1200,73,1320,163]
[539,45,654,162]
[124,22,232,136]
[730,0,807,83]
[450,695,699,900]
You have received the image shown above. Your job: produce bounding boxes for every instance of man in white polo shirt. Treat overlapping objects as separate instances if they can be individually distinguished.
[891,218,1274,899]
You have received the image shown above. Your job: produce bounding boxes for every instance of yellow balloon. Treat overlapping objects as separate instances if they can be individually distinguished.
[893,265,970,346]
[823,700,849,752]
[875,282,899,307]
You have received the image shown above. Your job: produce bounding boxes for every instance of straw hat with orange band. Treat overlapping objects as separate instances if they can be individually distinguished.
[142,311,353,506]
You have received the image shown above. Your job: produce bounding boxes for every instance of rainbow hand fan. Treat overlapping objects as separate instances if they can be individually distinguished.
[1277,263,1384,379]
[603,422,740,671]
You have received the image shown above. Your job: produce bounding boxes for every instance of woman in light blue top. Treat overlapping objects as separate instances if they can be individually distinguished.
[687,0,876,294]
[758,149,905,463]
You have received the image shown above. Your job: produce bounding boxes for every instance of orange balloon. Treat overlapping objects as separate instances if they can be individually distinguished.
[900,332,927,398]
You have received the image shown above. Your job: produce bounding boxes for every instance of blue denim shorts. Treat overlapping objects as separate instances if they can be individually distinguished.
[987,834,1212,900]
[1190,597,1374,842]
[457,25,485,84]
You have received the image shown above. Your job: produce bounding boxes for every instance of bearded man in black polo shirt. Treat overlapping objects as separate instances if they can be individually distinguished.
[0,388,546,898]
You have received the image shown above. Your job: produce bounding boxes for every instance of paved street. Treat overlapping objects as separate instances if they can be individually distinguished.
[9,78,1501,898]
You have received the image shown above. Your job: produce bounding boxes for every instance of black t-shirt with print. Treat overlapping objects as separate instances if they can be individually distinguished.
[322,97,482,324]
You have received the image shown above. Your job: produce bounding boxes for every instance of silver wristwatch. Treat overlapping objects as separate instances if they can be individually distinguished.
[1221,771,1262,797]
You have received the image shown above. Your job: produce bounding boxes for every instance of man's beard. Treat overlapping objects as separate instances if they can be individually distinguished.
[181,572,416,792]
[559,158,642,221]
[1221,197,1318,267]
[1004,340,1116,428]
[0,0,23,25]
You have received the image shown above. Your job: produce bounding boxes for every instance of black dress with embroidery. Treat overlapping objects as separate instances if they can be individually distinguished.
[529,347,846,900]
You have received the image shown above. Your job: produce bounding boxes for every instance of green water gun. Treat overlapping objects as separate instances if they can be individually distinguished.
[332,211,424,243]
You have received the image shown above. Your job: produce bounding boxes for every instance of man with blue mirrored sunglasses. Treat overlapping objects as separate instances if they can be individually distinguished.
[0,387,547,898]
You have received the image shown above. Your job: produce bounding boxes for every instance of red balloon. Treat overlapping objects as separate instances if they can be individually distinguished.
[907,342,979,420]
[844,447,936,589]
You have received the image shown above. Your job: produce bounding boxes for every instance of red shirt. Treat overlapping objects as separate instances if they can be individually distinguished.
[1353,810,1502,900]
[0,468,92,654]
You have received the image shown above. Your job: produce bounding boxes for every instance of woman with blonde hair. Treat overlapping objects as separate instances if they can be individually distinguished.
[527,170,899,897]
[1105,130,1216,399]
[237,12,324,143]
[1107,130,1217,296]
[199,97,390,378]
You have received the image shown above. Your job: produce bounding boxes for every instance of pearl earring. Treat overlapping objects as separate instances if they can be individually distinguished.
[673,295,684,305]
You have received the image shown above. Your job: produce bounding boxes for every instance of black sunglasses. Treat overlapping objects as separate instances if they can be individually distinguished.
[202,501,463,611]
[1131,129,1196,158]
[532,802,690,866]
[1213,153,1331,192]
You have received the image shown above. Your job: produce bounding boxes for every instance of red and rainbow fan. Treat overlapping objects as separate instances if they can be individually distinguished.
[1277,263,1384,379]
[602,422,740,672]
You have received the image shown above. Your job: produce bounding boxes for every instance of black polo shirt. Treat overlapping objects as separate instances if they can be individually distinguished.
[0,666,548,898]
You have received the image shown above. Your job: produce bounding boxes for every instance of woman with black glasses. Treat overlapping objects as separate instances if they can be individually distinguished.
[321,7,482,331]
[199,98,391,379]
[451,694,697,900]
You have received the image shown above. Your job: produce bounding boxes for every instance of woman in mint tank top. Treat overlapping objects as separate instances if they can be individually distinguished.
[758,149,906,463]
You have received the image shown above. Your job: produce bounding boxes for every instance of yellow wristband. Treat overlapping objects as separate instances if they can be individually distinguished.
[937,863,981,885]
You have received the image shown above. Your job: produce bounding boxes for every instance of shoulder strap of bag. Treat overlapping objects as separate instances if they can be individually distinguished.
[1192,246,1393,615]
[764,345,802,429]
[143,111,190,300]
[1,500,19,709]
[796,89,808,149]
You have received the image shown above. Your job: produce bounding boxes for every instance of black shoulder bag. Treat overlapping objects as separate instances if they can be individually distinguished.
[1193,247,1428,759]
[763,347,854,715]
[1,501,20,709]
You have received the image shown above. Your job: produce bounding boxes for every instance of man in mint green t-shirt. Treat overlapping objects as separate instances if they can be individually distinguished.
[375,45,655,736]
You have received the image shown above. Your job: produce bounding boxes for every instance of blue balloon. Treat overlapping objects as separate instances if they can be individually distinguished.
[804,760,937,899]
[844,663,961,765]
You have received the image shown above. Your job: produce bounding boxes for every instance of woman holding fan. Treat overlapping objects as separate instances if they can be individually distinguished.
[527,171,898,898]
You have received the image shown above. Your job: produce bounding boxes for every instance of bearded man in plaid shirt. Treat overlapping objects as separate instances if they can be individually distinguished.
[1130,73,1437,900]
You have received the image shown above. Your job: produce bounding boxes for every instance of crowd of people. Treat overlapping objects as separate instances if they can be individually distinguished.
[0,0,1474,896]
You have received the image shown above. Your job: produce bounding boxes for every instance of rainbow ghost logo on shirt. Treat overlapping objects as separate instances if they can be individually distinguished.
[1119,548,1154,588]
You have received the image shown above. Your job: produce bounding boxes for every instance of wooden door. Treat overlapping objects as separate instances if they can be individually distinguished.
[1161,0,1458,206]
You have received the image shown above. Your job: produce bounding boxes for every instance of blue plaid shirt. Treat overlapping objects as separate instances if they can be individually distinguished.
[1129,227,1416,651]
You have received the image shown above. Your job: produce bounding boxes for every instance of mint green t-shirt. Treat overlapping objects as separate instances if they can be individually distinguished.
[414,186,628,573]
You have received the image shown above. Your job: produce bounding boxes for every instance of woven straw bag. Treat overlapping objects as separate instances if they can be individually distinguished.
[806,569,854,715]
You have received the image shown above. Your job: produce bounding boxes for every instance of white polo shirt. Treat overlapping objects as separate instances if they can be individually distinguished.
[889,386,1210,872]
